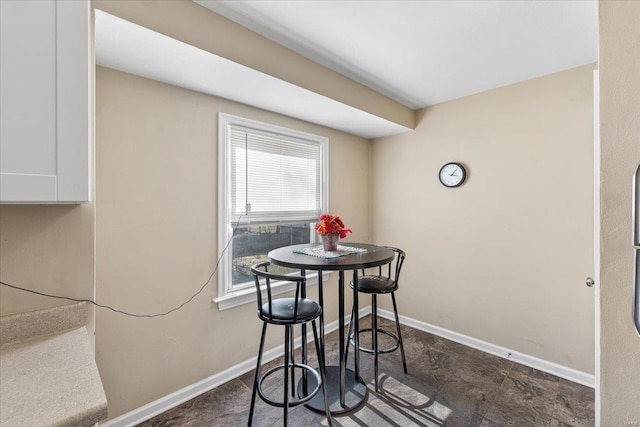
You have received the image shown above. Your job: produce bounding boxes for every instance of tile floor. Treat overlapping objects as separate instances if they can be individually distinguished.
[138,317,595,426]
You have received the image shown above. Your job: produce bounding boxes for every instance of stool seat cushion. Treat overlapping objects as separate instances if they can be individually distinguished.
[260,298,321,322]
[350,276,398,294]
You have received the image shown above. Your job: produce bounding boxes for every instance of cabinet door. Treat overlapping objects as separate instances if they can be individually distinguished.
[0,0,90,203]
[0,0,58,201]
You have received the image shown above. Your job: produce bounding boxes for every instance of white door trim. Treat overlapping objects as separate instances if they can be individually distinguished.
[593,69,601,426]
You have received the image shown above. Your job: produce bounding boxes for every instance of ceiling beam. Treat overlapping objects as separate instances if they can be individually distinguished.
[93,0,416,131]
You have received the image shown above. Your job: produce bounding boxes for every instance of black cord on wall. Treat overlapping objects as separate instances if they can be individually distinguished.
[0,218,242,318]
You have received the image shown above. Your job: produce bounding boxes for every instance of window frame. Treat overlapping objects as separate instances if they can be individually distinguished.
[215,113,329,310]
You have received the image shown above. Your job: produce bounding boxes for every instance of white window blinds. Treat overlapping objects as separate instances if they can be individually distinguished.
[230,127,323,223]
[217,113,328,308]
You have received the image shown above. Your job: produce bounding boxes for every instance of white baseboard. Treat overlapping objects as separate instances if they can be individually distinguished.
[101,305,594,426]
[375,308,595,388]
[99,307,369,427]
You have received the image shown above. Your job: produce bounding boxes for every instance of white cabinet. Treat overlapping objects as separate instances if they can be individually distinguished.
[0,0,91,203]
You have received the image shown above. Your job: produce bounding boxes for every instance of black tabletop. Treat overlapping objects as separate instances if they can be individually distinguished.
[268,243,394,271]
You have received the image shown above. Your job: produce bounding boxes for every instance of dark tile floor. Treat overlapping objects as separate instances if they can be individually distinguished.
[138,317,595,426]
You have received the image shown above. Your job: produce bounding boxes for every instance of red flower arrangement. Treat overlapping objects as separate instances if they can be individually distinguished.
[315,214,352,239]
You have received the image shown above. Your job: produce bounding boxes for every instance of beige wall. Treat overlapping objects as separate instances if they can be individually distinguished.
[95,66,370,419]
[599,1,640,424]
[371,64,596,373]
[0,205,95,338]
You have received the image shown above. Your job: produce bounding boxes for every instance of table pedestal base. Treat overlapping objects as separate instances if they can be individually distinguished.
[298,366,368,415]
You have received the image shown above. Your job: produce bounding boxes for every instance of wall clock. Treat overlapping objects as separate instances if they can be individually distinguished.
[439,162,466,188]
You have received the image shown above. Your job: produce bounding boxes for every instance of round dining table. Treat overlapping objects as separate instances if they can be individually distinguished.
[268,243,395,414]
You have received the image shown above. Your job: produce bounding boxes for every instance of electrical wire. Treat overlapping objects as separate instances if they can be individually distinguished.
[0,218,242,318]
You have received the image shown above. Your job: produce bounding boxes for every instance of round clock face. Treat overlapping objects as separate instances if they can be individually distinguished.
[439,163,466,187]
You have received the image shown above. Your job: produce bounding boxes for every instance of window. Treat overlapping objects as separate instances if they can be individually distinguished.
[215,113,328,309]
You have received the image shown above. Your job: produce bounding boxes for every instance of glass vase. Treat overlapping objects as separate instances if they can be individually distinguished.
[321,233,339,251]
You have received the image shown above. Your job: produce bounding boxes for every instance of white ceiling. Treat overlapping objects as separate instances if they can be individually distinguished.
[196,0,598,109]
[96,1,598,139]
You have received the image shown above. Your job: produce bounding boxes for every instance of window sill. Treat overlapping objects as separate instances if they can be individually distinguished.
[213,272,331,311]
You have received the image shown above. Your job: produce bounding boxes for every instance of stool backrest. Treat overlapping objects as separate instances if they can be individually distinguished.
[251,261,306,322]
[386,246,406,284]
[365,246,406,284]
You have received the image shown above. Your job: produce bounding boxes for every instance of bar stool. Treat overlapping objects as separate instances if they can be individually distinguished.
[346,247,407,392]
[248,262,332,426]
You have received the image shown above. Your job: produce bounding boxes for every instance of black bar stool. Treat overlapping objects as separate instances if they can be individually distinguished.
[248,262,332,426]
[346,247,407,392]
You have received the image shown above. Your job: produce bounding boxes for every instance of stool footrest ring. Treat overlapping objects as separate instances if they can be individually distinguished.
[349,328,400,355]
[257,362,322,408]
